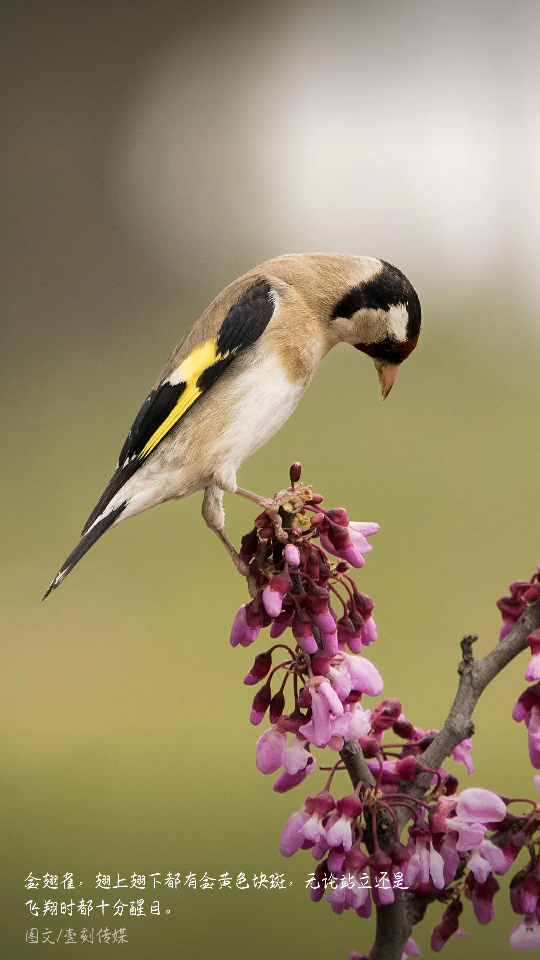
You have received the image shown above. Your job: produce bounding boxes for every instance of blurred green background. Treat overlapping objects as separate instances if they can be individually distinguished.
[3,0,540,956]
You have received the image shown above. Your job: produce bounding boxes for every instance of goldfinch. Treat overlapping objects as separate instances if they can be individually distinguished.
[45,253,421,597]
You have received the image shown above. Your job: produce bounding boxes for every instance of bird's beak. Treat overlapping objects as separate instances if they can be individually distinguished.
[374,360,400,399]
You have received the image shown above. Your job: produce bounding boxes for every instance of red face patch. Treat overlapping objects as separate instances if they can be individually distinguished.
[355,334,419,363]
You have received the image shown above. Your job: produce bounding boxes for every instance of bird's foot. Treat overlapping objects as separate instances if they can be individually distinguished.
[261,498,288,543]
[235,485,306,544]
[232,555,258,599]
[213,527,258,597]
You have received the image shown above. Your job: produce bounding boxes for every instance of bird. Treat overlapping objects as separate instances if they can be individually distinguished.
[44,252,421,598]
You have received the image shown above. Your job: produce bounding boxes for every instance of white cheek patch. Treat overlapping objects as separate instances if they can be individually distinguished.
[386,304,409,343]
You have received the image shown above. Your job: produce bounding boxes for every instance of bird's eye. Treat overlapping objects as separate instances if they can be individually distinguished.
[355,335,419,363]
[355,338,403,363]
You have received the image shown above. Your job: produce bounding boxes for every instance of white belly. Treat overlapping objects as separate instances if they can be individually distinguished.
[105,350,316,521]
[210,353,308,477]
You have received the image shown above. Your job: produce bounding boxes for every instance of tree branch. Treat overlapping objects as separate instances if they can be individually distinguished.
[340,739,376,789]
[402,595,540,815]
[368,595,540,960]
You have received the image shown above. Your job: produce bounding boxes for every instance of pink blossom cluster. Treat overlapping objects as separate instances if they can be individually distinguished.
[229,467,540,956]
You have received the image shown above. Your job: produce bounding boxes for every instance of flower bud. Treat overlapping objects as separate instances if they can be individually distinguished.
[337,615,355,644]
[289,462,302,484]
[395,755,423,781]
[239,527,259,563]
[368,849,392,872]
[292,610,318,654]
[325,508,349,526]
[269,606,294,638]
[250,683,272,725]
[306,551,320,580]
[230,603,260,647]
[269,690,286,724]
[246,598,269,631]
[430,897,463,951]
[311,860,329,903]
[393,717,414,740]
[284,543,300,567]
[351,590,375,619]
[371,699,402,735]
[262,573,292,618]
[244,650,273,685]
[441,774,459,796]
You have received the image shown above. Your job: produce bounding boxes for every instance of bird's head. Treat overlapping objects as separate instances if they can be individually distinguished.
[330,259,421,398]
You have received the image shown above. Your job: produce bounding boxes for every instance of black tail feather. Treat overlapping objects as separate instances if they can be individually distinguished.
[43,503,126,599]
[81,460,140,537]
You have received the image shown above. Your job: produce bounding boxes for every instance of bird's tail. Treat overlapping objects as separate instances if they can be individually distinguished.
[43,502,126,599]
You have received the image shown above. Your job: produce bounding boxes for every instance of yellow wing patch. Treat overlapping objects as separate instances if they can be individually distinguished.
[174,338,219,384]
[140,337,218,458]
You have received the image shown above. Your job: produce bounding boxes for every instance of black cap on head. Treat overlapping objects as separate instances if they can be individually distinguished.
[331,260,421,362]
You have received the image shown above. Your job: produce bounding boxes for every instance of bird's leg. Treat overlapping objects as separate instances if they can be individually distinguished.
[235,486,295,543]
[202,485,257,596]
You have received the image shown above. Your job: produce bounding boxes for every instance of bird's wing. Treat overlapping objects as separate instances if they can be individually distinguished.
[81,279,275,534]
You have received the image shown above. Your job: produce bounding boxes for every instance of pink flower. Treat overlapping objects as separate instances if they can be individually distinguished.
[282,735,316,776]
[301,792,336,844]
[326,853,371,914]
[317,511,378,568]
[509,916,540,949]
[451,737,474,774]
[256,725,287,774]
[455,787,507,824]
[279,792,335,856]
[404,824,445,890]
[279,808,311,856]
[497,577,540,641]
[344,702,372,740]
[438,834,459,885]
[512,684,540,767]
[325,795,364,852]
[340,653,384,697]
[432,789,508,894]
[360,617,378,646]
[431,898,466,952]
[319,510,377,560]
[525,629,540,682]
[467,840,507,882]
[299,679,346,748]
[230,603,260,647]
[511,873,540,916]
[527,707,540,768]
[464,870,500,924]
[402,938,421,958]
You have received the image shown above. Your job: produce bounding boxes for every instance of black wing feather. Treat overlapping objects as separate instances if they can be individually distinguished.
[118,380,187,467]
[81,280,274,536]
